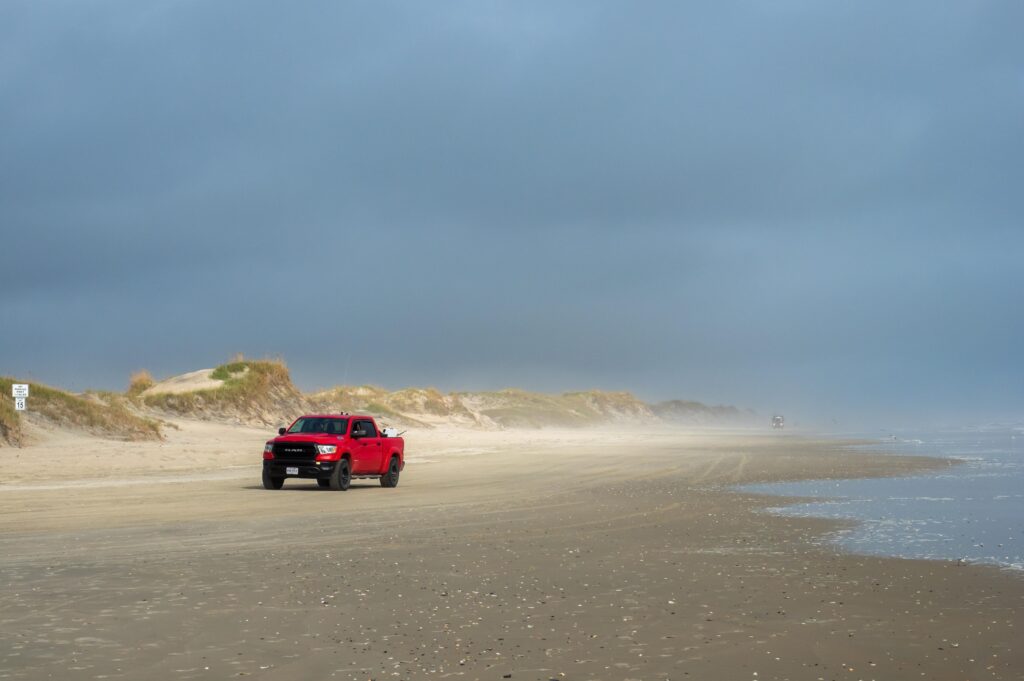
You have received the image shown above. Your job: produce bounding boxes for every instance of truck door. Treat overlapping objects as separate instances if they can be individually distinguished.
[351,419,383,474]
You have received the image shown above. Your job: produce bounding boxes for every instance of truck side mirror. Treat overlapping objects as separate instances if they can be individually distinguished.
[278,427,286,436]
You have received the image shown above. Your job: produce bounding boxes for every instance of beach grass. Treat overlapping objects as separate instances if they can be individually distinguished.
[142,359,293,413]
[0,377,162,442]
[0,391,21,445]
[127,369,155,396]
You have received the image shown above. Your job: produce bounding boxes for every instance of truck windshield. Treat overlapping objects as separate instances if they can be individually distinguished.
[287,418,348,434]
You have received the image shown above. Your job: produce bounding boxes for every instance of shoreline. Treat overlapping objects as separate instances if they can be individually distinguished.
[0,425,1021,679]
[742,431,1024,574]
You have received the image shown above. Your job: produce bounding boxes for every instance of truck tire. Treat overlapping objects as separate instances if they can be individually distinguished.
[329,459,351,491]
[262,469,284,490]
[379,456,400,488]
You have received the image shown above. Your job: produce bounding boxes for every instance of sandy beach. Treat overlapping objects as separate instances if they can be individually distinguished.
[1,423,1021,680]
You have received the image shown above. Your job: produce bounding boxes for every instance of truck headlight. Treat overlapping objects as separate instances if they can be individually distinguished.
[316,444,337,455]
[264,443,274,453]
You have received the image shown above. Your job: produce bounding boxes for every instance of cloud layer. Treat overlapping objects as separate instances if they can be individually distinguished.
[2,2,1022,426]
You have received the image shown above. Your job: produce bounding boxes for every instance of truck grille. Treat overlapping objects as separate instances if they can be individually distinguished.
[273,443,317,461]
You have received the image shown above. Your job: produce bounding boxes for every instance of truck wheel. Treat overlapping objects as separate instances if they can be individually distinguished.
[262,469,284,490]
[317,479,330,488]
[329,459,351,491]
[379,456,400,488]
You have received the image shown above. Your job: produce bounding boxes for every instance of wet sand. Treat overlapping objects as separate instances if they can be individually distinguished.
[0,426,1021,680]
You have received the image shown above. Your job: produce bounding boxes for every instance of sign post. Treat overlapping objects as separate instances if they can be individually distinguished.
[12,384,28,411]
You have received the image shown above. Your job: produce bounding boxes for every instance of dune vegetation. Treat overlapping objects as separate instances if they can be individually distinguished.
[0,391,21,446]
[140,358,306,425]
[1,356,751,444]
[127,369,156,396]
[0,377,162,444]
[310,384,748,429]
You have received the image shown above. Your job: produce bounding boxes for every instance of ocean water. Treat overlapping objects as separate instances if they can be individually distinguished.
[742,427,1024,571]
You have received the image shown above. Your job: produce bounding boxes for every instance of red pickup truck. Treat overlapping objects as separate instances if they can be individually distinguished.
[262,414,404,490]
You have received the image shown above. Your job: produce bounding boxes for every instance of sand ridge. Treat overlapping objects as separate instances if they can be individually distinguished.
[141,368,234,395]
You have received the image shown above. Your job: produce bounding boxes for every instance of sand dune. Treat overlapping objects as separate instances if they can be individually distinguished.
[1,360,753,446]
[141,367,233,395]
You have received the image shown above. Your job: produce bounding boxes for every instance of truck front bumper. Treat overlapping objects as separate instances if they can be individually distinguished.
[263,460,337,479]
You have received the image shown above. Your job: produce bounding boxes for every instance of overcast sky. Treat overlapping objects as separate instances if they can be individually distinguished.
[2,1,1022,427]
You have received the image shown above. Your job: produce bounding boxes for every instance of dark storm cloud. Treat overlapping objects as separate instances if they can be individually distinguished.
[1,1,1022,425]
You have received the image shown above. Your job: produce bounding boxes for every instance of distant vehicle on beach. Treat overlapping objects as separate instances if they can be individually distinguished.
[771,415,785,429]
[262,414,404,490]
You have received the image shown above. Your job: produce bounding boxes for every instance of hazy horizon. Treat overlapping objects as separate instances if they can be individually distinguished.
[2,2,1022,428]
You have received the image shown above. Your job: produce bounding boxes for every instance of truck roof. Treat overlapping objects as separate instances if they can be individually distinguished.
[296,413,373,420]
